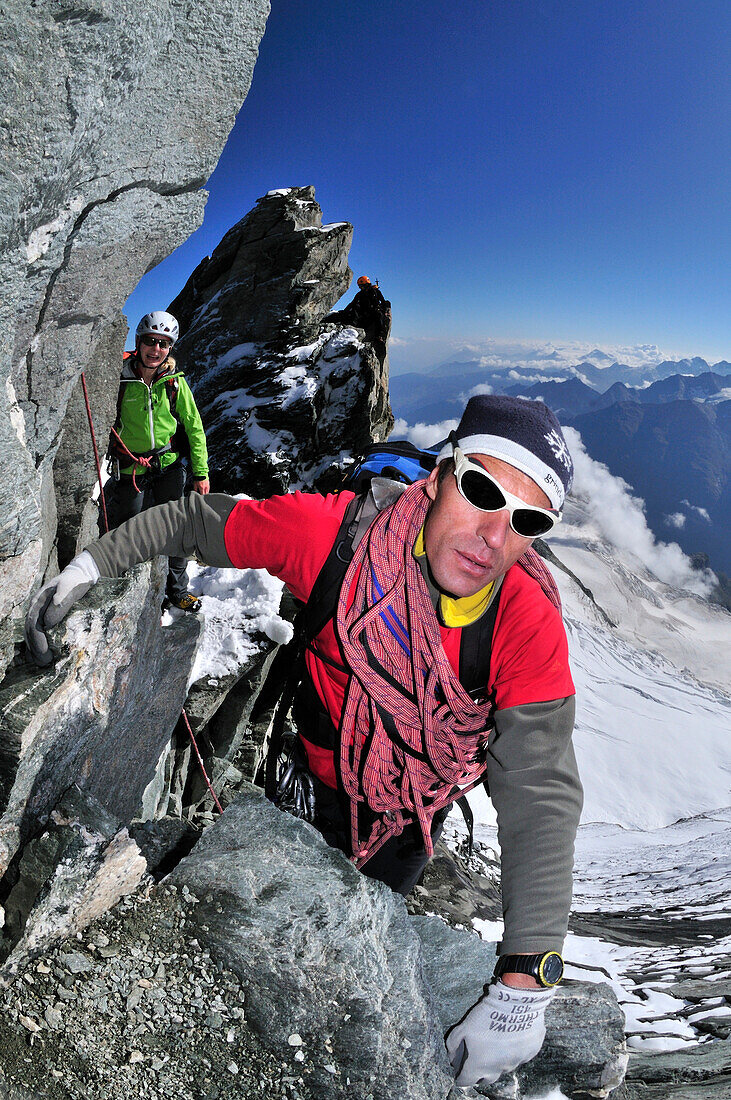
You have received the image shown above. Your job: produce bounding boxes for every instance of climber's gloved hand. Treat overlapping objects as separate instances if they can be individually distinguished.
[24,551,100,668]
[445,981,555,1088]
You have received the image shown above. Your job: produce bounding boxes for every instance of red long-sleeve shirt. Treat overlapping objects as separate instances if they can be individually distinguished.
[223,490,575,788]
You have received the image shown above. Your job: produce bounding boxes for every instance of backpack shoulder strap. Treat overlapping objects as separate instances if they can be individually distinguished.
[302,479,408,645]
[262,490,378,800]
[164,375,180,419]
[458,584,502,700]
[301,493,369,644]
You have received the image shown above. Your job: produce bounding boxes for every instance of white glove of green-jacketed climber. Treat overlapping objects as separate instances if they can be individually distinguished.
[446,981,555,1087]
[24,551,100,667]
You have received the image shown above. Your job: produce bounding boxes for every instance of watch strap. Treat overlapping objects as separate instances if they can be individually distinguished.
[494,951,563,987]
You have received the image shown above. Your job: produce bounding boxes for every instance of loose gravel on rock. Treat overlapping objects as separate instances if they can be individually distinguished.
[0,883,319,1100]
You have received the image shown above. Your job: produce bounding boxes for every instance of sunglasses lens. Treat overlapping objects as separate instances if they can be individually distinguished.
[512,509,554,538]
[459,468,506,511]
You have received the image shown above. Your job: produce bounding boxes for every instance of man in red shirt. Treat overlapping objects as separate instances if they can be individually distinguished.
[26,395,582,1088]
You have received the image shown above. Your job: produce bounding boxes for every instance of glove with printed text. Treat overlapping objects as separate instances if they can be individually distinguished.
[446,981,555,1088]
[24,551,100,667]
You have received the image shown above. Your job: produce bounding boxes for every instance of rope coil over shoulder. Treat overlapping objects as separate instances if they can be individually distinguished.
[335,481,494,868]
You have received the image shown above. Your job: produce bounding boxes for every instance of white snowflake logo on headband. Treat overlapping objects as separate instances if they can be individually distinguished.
[544,429,572,469]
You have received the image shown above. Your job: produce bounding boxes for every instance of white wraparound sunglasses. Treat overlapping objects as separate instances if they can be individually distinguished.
[452,446,561,537]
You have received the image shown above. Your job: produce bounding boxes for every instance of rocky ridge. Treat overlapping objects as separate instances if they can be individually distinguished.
[0,777,629,1100]
[169,187,393,496]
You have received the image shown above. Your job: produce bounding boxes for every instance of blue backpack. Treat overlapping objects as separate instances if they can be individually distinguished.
[345,440,442,493]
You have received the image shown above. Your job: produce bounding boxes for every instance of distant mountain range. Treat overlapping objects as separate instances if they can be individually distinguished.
[390,357,731,578]
[507,370,731,418]
[391,355,731,422]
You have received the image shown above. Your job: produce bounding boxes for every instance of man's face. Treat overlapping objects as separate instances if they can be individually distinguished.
[423,453,553,597]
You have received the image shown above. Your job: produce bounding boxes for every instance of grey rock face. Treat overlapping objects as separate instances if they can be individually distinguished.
[169,187,393,496]
[0,561,200,878]
[52,315,129,569]
[167,788,455,1100]
[617,1040,731,1099]
[0,786,146,979]
[0,0,270,678]
[407,838,502,928]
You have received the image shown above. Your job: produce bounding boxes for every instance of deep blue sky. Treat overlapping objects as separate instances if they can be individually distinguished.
[126,0,730,367]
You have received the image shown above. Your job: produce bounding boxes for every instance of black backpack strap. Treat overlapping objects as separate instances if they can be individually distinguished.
[165,375,180,418]
[263,492,370,800]
[458,583,502,701]
[302,491,373,643]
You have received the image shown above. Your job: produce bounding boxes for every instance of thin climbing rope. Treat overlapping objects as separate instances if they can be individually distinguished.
[80,372,109,533]
[181,710,224,814]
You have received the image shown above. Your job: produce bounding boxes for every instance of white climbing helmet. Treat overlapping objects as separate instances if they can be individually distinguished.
[135,311,179,345]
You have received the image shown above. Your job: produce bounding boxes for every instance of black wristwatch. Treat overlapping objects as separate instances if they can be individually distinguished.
[493,951,564,988]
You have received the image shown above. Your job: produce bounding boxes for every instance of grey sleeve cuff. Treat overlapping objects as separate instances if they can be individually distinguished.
[485,696,583,954]
[87,492,239,578]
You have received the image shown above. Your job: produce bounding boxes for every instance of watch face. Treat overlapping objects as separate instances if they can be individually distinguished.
[539,952,564,986]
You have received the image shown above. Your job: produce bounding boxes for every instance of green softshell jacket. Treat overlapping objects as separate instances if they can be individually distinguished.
[114,355,208,480]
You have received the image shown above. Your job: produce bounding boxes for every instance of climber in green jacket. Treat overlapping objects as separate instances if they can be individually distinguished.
[105,310,209,612]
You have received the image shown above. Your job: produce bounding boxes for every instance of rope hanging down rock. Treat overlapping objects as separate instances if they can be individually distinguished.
[81,372,109,533]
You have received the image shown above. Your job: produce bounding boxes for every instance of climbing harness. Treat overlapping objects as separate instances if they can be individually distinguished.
[109,427,157,493]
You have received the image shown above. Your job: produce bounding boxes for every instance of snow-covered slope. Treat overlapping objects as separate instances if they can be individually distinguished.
[552,496,730,828]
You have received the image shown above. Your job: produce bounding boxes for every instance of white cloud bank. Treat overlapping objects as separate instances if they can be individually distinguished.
[390,416,458,450]
[564,428,714,596]
[388,335,692,376]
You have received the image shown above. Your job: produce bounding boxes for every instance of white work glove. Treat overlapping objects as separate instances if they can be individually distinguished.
[446,981,555,1088]
[24,551,100,668]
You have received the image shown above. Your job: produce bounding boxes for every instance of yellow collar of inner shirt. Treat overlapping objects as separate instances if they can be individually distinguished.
[413,528,495,627]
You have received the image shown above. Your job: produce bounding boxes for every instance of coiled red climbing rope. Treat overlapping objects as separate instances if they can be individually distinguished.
[334,481,562,869]
[335,482,494,867]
